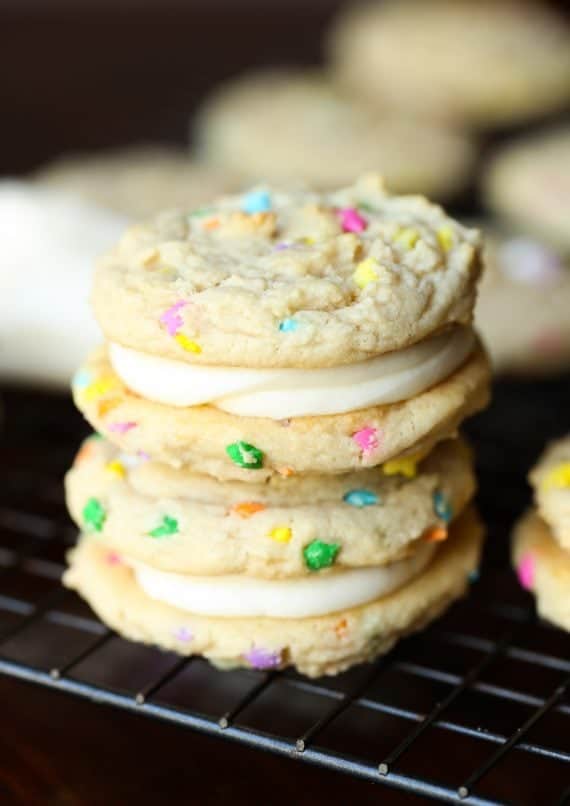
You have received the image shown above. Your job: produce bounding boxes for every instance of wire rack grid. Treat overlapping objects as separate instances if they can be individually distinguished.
[0,383,570,805]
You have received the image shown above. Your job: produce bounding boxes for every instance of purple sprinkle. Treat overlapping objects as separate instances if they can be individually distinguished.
[274,242,291,251]
[137,450,151,461]
[174,626,193,642]
[160,300,187,336]
[244,646,281,670]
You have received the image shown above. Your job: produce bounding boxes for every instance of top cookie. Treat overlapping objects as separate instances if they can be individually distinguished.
[93,174,482,369]
[484,128,570,254]
[328,0,570,128]
[35,145,235,220]
[530,436,570,550]
[195,69,476,199]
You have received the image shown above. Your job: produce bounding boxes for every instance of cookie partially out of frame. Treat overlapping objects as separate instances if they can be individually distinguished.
[66,434,474,577]
[329,0,570,129]
[475,229,570,375]
[512,511,570,633]
[64,507,483,678]
[530,436,570,550]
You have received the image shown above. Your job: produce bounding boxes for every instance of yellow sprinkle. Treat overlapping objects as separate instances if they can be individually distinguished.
[268,526,292,543]
[383,453,422,479]
[353,257,379,289]
[542,462,570,491]
[105,460,126,479]
[174,334,202,353]
[81,377,119,403]
[394,227,420,249]
[437,226,454,252]
[140,248,159,266]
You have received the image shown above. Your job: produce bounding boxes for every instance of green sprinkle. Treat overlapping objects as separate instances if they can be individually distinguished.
[303,540,341,572]
[149,515,179,538]
[226,441,264,469]
[357,201,376,213]
[83,498,106,532]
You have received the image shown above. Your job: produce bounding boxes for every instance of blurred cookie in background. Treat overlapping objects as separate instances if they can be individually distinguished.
[328,0,570,129]
[476,227,570,375]
[195,69,476,199]
[0,182,128,388]
[484,128,570,255]
[34,144,236,219]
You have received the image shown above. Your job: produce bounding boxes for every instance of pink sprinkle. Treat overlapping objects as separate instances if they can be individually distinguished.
[244,646,281,670]
[352,426,380,456]
[174,626,193,643]
[137,450,151,461]
[160,300,187,336]
[108,421,138,434]
[338,207,367,233]
[517,553,535,590]
[105,551,122,566]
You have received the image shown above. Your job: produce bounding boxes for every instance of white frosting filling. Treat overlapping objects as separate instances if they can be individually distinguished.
[109,327,474,419]
[129,543,436,619]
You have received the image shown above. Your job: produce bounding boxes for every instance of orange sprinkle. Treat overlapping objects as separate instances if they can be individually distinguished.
[98,397,121,418]
[230,502,266,518]
[334,618,348,638]
[423,525,448,543]
[203,218,220,230]
[74,441,97,466]
[277,466,295,478]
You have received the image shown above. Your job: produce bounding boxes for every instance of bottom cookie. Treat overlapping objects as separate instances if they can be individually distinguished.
[512,510,570,632]
[64,507,482,677]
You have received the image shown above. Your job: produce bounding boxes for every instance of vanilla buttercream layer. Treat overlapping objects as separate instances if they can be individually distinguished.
[73,344,490,480]
[66,436,474,577]
[109,327,474,419]
[63,507,483,677]
[129,542,436,618]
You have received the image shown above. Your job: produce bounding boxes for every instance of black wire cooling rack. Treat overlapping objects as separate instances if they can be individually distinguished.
[1,381,570,805]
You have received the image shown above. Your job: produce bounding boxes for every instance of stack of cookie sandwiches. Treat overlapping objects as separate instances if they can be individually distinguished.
[513,438,570,631]
[65,175,491,677]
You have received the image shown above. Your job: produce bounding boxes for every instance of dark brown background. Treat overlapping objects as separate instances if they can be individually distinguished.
[1,2,570,804]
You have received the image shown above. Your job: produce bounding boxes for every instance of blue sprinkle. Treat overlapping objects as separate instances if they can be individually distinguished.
[468,568,480,584]
[242,190,272,214]
[72,369,91,389]
[343,489,379,507]
[433,491,453,523]
[279,318,299,333]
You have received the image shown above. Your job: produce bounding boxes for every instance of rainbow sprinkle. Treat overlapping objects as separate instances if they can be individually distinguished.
[353,257,379,289]
[244,645,281,670]
[230,502,266,518]
[352,426,379,457]
[160,300,187,336]
[278,318,299,333]
[343,489,379,507]
[338,207,367,233]
[517,553,535,590]
[148,516,179,538]
[226,441,264,469]
[268,526,292,544]
[174,333,202,353]
[83,498,106,532]
[433,491,453,523]
[242,190,272,214]
[108,421,137,435]
[303,540,340,571]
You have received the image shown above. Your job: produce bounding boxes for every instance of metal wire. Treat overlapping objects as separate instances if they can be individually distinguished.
[1,385,570,805]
